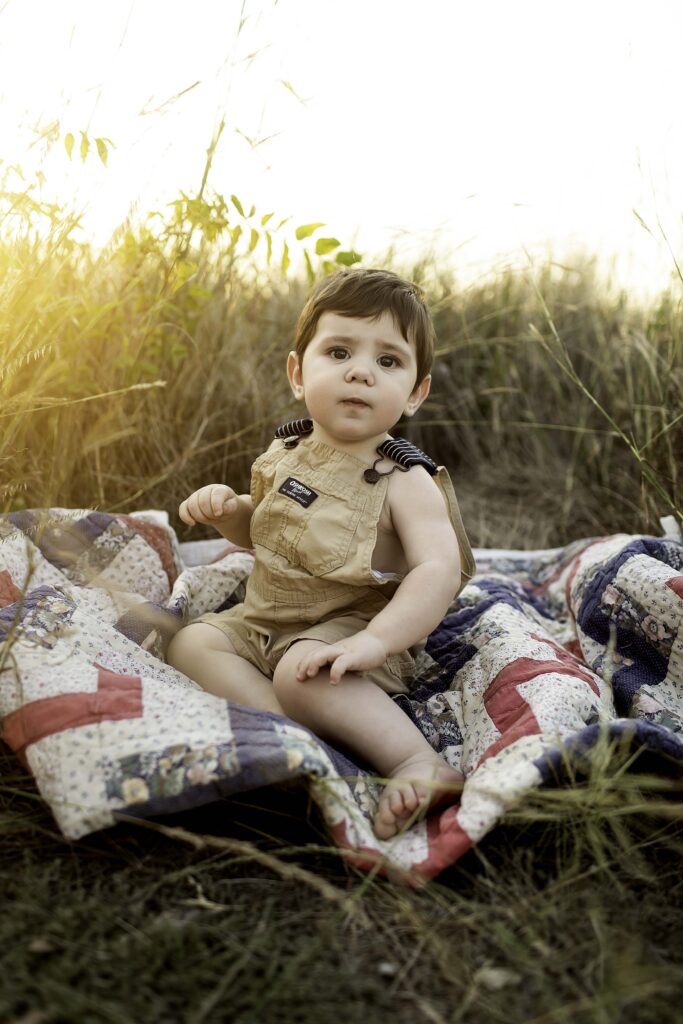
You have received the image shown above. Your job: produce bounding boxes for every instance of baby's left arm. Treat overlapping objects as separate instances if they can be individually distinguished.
[295,467,461,683]
[365,466,461,655]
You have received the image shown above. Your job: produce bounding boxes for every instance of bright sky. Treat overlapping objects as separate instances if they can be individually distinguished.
[1,0,682,292]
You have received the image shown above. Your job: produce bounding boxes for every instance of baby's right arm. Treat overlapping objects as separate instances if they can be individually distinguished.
[178,484,254,548]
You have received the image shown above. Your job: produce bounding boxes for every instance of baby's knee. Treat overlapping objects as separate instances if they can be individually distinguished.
[166,622,224,670]
[166,625,194,671]
[272,658,303,708]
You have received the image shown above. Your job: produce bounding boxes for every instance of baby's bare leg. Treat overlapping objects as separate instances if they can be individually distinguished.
[273,641,463,838]
[167,623,284,715]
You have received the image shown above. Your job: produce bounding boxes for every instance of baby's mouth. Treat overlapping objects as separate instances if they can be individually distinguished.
[341,397,370,407]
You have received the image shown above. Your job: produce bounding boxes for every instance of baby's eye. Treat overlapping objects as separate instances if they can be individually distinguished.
[378,354,400,368]
[329,347,349,360]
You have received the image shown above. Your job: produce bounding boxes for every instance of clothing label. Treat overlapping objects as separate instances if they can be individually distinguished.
[278,477,318,508]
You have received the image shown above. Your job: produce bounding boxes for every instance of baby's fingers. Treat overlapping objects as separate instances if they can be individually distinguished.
[329,653,356,684]
[295,647,335,681]
[199,486,234,519]
[211,489,238,517]
[178,498,196,526]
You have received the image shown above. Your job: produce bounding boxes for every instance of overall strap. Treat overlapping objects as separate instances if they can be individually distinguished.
[274,418,314,445]
[376,437,438,476]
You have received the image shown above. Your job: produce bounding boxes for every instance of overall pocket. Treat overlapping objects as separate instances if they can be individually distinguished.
[250,472,365,576]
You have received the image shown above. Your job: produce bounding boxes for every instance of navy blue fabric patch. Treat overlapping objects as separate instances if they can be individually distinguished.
[474,577,556,620]
[576,538,679,714]
[0,584,76,633]
[278,477,318,508]
[533,720,683,783]
[7,511,115,571]
[7,510,38,533]
[114,602,182,646]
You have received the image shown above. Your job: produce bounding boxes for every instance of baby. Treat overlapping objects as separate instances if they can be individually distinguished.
[167,268,475,839]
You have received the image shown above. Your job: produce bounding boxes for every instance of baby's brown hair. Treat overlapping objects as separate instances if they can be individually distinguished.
[293,268,436,385]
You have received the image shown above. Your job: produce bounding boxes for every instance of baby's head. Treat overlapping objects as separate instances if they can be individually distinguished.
[293,268,436,388]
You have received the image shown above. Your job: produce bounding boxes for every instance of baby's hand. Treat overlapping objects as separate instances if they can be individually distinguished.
[295,631,388,685]
[179,484,239,527]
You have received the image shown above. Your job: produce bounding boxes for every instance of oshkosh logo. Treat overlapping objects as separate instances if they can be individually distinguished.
[278,477,318,508]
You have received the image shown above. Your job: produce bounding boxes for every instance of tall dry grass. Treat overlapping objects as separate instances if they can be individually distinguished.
[0,177,322,518]
[397,255,682,546]
[1,182,681,550]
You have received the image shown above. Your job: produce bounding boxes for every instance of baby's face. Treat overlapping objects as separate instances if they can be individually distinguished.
[287,310,430,448]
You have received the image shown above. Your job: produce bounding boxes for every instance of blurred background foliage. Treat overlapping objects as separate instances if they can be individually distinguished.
[1,159,681,548]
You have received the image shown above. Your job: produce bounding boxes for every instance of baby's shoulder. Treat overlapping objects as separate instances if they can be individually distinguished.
[386,461,442,509]
[384,465,454,557]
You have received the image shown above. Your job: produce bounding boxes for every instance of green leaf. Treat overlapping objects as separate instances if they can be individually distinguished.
[304,249,315,285]
[95,138,109,167]
[295,222,325,241]
[79,131,90,162]
[248,228,259,253]
[315,237,340,256]
[260,212,274,226]
[277,217,291,230]
[322,260,336,274]
[265,231,272,265]
[231,194,245,217]
[281,240,290,275]
[335,249,362,266]
[230,224,242,247]
[248,204,256,217]
[64,133,74,160]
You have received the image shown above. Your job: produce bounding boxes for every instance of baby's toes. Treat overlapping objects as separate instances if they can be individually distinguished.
[374,784,419,839]
[387,785,408,817]
[373,789,402,838]
[401,783,426,816]
[373,807,398,840]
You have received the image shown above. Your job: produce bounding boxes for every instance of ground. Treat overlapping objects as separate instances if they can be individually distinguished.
[1,751,682,1024]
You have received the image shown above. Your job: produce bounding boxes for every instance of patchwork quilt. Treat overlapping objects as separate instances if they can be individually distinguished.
[1,508,682,884]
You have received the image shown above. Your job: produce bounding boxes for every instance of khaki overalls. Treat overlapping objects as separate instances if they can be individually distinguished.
[194,429,475,695]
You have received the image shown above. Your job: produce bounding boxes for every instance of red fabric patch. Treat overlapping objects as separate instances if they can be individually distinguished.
[477,705,541,767]
[485,656,598,710]
[534,539,601,596]
[411,804,473,877]
[0,570,22,609]
[485,668,543,737]
[117,515,178,589]
[551,536,612,616]
[665,575,683,598]
[562,638,584,659]
[529,633,600,694]
[2,665,143,756]
[564,553,585,619]
[477,650,600,768]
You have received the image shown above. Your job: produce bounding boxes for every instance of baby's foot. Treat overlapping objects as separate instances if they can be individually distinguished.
[373,753,464,840]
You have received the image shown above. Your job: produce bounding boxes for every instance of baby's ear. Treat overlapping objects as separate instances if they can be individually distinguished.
[287,351,304,400]
[403,375,431,417]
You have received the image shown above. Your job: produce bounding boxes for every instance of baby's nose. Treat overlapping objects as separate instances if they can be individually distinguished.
[345,359,374,383]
